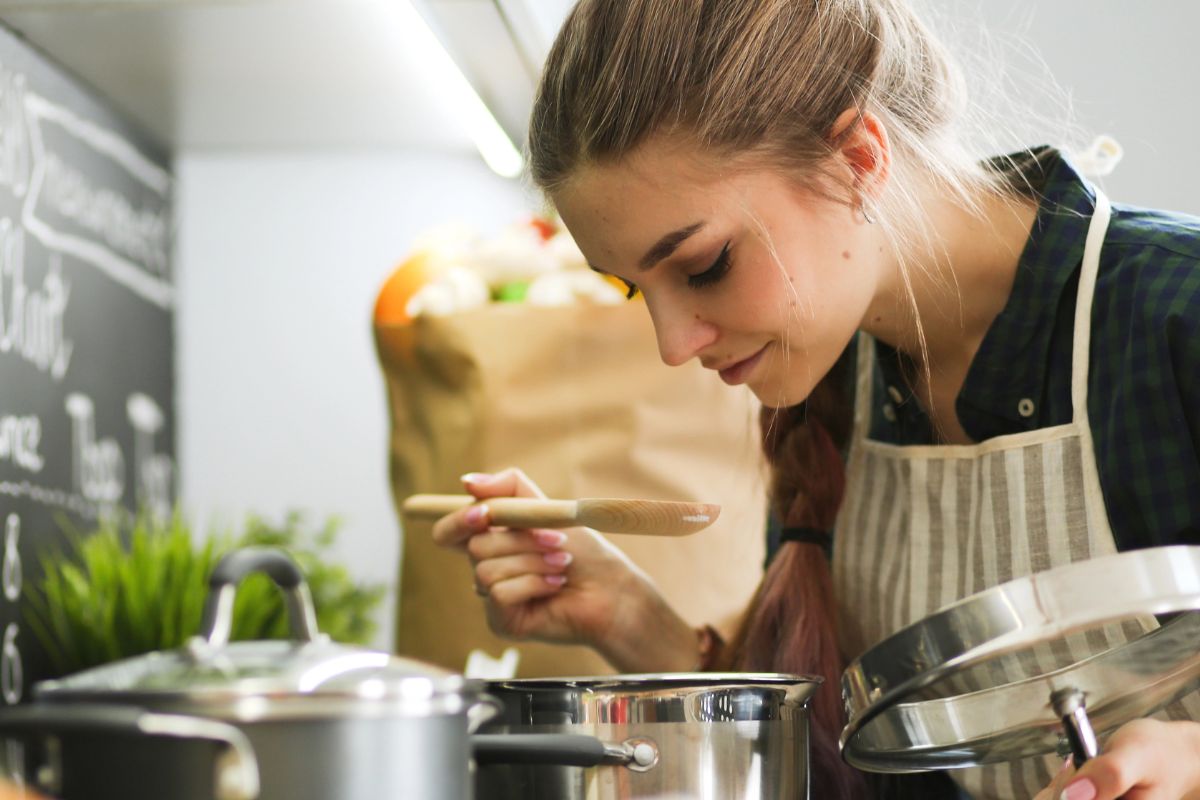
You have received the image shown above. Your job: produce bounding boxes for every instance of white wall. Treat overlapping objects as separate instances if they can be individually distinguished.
[929,0,1200,214]
[175,151,532,648]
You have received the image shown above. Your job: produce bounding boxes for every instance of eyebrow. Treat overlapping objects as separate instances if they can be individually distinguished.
[638,221,705,271]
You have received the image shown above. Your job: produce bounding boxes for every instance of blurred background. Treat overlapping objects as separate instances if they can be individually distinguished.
[0,0,1194,652]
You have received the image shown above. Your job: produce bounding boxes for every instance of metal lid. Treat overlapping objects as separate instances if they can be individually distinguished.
[840,545,1200,772]
[36,548,481,721]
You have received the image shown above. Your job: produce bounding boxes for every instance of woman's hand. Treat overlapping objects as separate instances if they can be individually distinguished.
[1033,719,1200,800]
[430,468,700,673]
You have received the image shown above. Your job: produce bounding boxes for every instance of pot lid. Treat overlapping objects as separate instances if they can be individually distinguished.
[37,640,471,708]
[36,548,482,720]
[840,545,1200,773]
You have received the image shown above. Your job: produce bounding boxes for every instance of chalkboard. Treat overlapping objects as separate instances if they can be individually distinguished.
[0,17,175,732]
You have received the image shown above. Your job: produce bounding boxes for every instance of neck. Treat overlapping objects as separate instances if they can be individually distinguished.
[860,183,1039,378]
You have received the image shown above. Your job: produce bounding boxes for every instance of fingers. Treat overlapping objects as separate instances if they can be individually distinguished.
[467,528,567,561]
[1033,758,1075,800]
[479,572,568,607]
[475,551,571,592]
[471,527,571,603]
[431,468,551,549]
[461,468,547,500]
[431,498,491,548]
[1061,719,1200,800]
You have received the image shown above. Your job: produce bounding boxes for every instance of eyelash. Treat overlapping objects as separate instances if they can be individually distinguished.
[604,242,732,299]
[687,242,732,289]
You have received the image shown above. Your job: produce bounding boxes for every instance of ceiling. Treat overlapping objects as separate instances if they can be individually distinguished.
[0,0,572,154]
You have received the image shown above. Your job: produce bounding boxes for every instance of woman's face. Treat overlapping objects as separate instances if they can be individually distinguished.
[553,139,887,408]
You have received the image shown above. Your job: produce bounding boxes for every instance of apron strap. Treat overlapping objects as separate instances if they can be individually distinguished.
[1070,189,1114,533]
[850,190,1111,441]
[851,332,875,442]
[1071,190,1112,423]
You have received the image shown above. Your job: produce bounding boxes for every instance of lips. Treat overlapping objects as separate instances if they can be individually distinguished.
[715,345,767,386]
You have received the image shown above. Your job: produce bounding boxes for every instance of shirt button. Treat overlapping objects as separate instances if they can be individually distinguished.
[1018,398,1036,418]
[883,403,897,422]
[887,385,905,404]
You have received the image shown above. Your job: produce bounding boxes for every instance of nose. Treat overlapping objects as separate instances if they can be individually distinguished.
[648,299,718,367]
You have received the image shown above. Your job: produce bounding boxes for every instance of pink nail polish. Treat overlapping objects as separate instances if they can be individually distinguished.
[465,505,489,527]
[533,530,568,548]
[1060,779,1096,800]
[544,574,568,587]
[543,550,573,567]
[460,472,488,484]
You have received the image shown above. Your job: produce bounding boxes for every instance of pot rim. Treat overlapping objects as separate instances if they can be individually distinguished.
[486,672,823,690]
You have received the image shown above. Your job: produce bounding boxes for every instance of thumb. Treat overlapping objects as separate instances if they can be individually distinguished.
[461,467,548,500]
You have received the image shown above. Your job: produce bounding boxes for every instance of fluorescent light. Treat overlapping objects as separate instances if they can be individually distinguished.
[391,1,525,178]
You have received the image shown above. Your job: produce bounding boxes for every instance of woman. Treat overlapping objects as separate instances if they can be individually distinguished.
[432,1,1200,797]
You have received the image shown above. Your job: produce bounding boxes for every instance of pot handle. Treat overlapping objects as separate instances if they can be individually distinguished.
[472,733,658,771]
[466,694,505,735]
[0,704,260,800]
[198,547,321,647]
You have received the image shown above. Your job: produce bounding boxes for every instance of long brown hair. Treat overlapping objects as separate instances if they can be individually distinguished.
[528,1,1011,796]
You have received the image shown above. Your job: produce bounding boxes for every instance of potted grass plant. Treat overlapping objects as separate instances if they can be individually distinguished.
[23,509,386,677]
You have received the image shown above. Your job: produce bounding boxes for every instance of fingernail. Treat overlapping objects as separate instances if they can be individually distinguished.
[544,574,568,587]
[543,550,573,567]
[465,504,489,527]
[460,472,489,484]
[533,530,568,548]
[1061,778,1096,800]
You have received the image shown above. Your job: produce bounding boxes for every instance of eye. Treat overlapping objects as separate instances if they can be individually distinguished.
[589,266,640,299]
[687,242,732,289]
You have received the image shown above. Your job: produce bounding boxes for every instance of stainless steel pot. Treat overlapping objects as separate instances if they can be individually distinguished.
[14,548,496,800]
[474,673,821,800]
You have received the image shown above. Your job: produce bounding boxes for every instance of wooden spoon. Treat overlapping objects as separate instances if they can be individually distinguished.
[402,494,720,537]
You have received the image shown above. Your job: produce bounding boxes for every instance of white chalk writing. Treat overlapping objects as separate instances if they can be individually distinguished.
[3,515,19,602]
[0,64,28,198]
[41,152,168,278]
[1,624,20,705]
[22,93,173,308]
[0,220,73,380]
[0,414,42,473]
[127,393,172,517]
[65,393,124,504]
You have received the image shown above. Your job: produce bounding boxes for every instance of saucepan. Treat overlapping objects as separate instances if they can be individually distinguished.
[474,672,822,799]
[0,548,497,800]
[0,548,781,800]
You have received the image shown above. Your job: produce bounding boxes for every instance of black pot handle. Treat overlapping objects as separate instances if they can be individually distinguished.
[0,704,260,799]
[472,733,658,771]
[209,548,305,590]
[198,547,321,648]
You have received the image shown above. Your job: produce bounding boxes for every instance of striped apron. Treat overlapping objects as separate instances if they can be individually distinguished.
[832,191,1200,798]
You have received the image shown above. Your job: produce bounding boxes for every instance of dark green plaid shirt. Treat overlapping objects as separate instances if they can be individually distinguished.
[865,148,1200,553]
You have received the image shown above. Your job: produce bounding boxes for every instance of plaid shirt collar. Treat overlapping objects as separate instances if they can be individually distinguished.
[958,148,1098,429]
[875,147,1098,436]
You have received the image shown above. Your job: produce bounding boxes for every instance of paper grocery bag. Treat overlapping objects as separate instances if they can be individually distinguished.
[375,301,767,677]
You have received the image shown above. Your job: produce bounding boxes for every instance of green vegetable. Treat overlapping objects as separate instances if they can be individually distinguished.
[24,509,386,677]
[493,281,529,302]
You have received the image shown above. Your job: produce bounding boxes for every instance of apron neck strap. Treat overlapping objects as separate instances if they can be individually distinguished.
[851,332,876,442]
[849,189,1112,438]
[1070,190,1112,423]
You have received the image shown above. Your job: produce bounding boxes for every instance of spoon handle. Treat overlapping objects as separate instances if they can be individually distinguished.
[402,495,579,528]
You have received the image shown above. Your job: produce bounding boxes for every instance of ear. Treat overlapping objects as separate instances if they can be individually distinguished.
[827,108,891,203]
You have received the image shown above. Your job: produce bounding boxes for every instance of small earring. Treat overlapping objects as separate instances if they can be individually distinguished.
[860,201,877,225]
